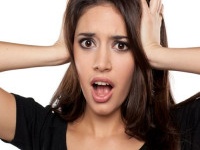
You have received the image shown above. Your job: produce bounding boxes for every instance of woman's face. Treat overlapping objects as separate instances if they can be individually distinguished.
[73,3,135,116]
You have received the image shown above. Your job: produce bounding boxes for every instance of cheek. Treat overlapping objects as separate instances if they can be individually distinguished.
[74,55,90,78]
[74,43,91,68]
[73,45,92,85]
[118,57,134,79]
[117,57,135,93]
[73,45,83,75]
[124,68,134,92]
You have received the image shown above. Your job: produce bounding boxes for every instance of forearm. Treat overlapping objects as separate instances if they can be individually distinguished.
[0,41,68,72]
[150,46,200,74]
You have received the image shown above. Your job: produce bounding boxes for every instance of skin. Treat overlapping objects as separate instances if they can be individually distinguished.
[141,0,200,74]
[0,10,68,142]
[67,4,144,150]
[0,0,199,72]
[74,4,134,116]
[1,0,199,148]
[0,16,69,72]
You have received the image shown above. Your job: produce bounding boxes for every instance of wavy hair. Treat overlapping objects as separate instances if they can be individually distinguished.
[50,0,180,149]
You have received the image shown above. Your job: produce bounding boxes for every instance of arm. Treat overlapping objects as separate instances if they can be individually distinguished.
[0,19,69,72]
[0,40,68,143]
[141,0,200,74]
[0,42,68,72]
[0,88,16,141]
[0,42,67,140]
[145,46,200,74]
[0,14,69,142]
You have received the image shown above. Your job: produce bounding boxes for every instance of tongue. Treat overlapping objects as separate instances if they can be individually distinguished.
[95,85,111,96]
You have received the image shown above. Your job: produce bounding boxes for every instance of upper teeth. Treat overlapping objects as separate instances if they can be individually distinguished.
[94,82,110,86]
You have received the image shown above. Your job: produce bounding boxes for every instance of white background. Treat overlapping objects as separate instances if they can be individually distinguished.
[0,0,200,149]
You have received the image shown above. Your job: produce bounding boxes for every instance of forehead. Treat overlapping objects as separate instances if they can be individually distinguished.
[75,3,127,36]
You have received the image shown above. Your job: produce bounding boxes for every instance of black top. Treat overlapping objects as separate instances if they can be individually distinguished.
[1,94,200,150]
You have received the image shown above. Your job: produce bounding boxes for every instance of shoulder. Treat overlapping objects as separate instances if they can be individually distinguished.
[173,93,200,123]
[172,93,200,149]
[12,93,67,130]
[11,94,67,149]
[172,93,200,126]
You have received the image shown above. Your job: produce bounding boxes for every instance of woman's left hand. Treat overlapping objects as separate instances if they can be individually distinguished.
[140,0,163,67]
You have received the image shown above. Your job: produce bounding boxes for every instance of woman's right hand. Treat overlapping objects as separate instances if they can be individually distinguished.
[51,16,70,65]
[0,14,70,72]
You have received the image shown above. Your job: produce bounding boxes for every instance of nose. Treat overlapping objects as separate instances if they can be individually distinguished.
[93,46,112,72]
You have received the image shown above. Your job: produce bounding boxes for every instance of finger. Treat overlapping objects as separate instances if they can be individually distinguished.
[150,0,161,14]
[157,0,162,13]
[159,4,164,18]
[141,0,150,14]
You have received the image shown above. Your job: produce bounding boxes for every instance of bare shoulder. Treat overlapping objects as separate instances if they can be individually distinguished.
[0,88,15,101]
[0,88,16,142]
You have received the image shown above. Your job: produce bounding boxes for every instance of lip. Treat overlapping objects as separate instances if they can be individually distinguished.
[90,77,114,88]
[90,77,114,103]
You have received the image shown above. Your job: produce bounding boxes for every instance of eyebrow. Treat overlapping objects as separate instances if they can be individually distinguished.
[77,33,128,40]
[112,35,128,40]
[77,33,95,37]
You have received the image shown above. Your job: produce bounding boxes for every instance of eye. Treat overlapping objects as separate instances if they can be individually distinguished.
[79,39,95,49]
[113,41,129,51]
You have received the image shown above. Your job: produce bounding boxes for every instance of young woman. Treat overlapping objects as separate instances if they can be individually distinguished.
[0,0,200,150]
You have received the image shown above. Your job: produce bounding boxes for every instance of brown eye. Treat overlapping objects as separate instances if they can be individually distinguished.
[118,43,125,49]
[80,39,95,49]
[85,40,92,47]
[113,41,129,51]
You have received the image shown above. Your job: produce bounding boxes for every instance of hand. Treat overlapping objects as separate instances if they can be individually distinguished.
[141,0,163,65]
[53,14,70,64]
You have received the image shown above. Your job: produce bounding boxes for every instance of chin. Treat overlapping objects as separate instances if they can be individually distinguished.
[90,105,121,117]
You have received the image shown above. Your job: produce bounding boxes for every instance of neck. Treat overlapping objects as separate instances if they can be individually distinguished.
[74,106,125,138]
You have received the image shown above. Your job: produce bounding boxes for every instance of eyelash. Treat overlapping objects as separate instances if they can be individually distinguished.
[78,38,129,51]
[113,41,129,51]
[79,38,95,49]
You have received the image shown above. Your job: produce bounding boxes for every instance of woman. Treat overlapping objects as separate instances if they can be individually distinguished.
[0,0,200,150]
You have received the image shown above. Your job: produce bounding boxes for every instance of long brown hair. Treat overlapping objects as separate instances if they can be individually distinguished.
[51,0,180,149]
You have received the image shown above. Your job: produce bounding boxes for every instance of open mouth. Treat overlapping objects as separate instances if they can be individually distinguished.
[91,80,114,103]
[92,81,113,95]
[93,81,113,88]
